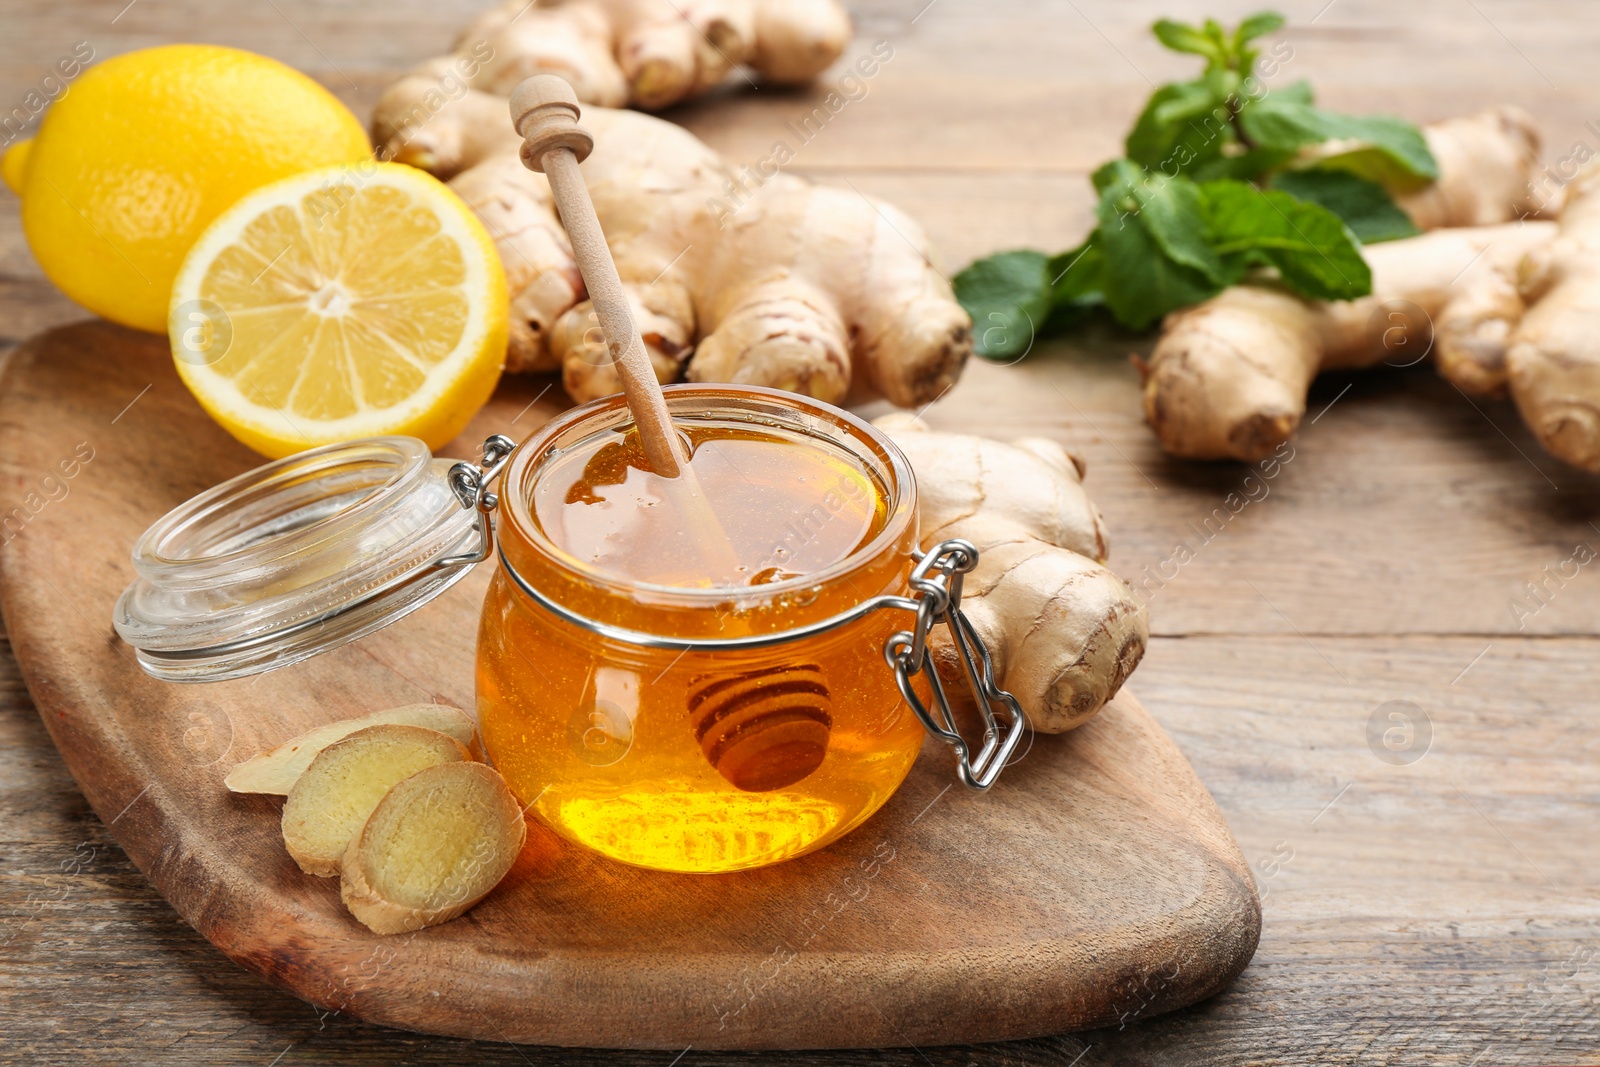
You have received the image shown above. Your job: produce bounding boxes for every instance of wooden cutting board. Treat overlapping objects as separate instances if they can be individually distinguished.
[0,321,1259,1050]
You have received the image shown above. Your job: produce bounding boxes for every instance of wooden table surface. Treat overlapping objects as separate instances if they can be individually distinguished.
[3,1,1598,1064]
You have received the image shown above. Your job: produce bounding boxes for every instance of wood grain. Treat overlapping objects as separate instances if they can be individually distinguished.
[0,322,1260,1049]
[2,0,1599,1062]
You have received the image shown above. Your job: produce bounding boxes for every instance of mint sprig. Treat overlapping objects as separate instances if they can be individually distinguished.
[955,9,1437,355]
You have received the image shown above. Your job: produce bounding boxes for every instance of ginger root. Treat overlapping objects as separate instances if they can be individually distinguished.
[1135,106,1592,465]
[1506,162,1600,471]
[225,704,480,795]
[341,761,527,936]
[281,724,471,876]
[1397,107,1548,228]
[1292,107,1549,229]
[873,413,1147,733]
[410,0,849,113]
[1139,222,1555,462]
[372,73,970,407]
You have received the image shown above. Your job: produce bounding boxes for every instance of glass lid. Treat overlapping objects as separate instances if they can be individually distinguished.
[112,436,481,683]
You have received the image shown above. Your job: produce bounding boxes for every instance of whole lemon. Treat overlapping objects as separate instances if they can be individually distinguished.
[3,44,372,332]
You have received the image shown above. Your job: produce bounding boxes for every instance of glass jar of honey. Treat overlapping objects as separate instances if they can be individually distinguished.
[114,385,1026,874]
[479,386,926,872]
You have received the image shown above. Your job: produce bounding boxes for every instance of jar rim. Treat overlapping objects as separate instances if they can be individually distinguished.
[499,384,918,613]
[134,436,428,577]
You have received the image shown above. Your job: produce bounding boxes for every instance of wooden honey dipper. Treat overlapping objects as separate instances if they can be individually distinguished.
[688,664,833,793]
[511,76,832,793]
[510,75,684,476]
[511,75,736,566]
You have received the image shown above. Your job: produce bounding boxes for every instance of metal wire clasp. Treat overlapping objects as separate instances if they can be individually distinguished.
[436,434,517,568]
[884,541,1028,791]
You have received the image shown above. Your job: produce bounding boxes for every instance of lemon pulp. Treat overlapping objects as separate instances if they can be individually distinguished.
[170,162,507,458]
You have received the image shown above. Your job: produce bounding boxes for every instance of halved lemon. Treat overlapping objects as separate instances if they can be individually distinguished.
[170,161,508,459]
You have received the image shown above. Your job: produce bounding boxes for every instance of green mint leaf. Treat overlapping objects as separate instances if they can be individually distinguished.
[1240,93,1439,184]
[1270,169,1421,242]
[1294,118,1440,191]
[1045,240,1106,333]
[1153,18,1224,62]
[1234,11,1286,46]
[1235,10,1286,55]
[1043,301,1101,333]
[953,250,1054,359]
[1201,179,1372,300]
[1095,191,1222,330]
[1235,85,1326,151]
[1200,66,1246,109]
[1149,12,1285,77]
[1310,113,1438,184]
[1273,79,1316,106]
[1200,19,1232,62]
[1135,177,1228,282]
[1124,79,1232,175]
[1232,10,1284,71]
[1189,145,1298,183]
[1093,163,1226,284]
[1049,240,1105,305]
[1092,157,1141,196]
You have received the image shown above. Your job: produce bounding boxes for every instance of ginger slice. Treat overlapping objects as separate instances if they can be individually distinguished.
[281,725,471,877]
[340,761,527,935]
[226,704,480,795]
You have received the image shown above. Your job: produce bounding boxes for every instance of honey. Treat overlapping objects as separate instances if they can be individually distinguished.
[532,423,885,589]
[477,387,926,873]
